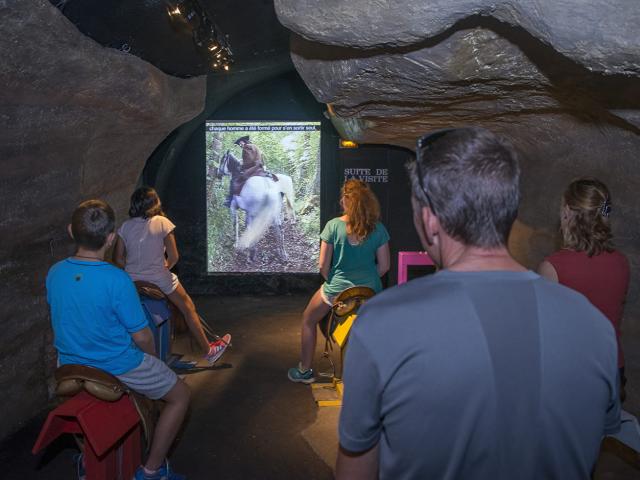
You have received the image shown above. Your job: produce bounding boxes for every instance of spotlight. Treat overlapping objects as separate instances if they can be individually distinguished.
[221,57,234,72]
[166,0,199,29]
[167,5,181,16]
[165,0,234,73]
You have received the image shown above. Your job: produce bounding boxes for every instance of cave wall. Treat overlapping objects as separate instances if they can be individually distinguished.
[0,0,206,438]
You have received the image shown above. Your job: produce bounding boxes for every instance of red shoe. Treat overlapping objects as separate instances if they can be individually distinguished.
[204,334,231,365]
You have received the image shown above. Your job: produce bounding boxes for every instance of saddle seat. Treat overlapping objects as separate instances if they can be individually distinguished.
[55,364,127,402]
[320,286,376,345]
[55,364,156,451]
[134,281,166,301]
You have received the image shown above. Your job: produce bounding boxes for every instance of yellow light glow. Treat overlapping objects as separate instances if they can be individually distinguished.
[339,139,359,149]
[223,65,230,71]
[208,44,220,51]
[170,6,181,15]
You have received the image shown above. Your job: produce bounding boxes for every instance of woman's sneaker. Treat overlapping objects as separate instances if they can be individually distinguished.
[288,364,315,384]
[204,333,231,365]
[134,460,185,480]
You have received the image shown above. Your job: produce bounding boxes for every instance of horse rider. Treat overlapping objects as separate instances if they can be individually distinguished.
[225,136,279,207]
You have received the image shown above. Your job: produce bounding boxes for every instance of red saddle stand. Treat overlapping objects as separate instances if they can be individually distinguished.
[32,391,141,480]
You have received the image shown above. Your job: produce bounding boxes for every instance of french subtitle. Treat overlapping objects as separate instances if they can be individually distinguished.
[207,124,320,132]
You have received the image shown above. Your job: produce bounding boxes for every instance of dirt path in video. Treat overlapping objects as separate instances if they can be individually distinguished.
[227,218,319,273]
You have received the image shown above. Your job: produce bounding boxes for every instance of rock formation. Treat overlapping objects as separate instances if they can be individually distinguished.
[0,0,205,437]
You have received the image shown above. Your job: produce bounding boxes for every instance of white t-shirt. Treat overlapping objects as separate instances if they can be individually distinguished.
[117,216,175,278]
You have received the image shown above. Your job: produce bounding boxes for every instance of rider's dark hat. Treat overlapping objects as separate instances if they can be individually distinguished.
[234,135,250,145]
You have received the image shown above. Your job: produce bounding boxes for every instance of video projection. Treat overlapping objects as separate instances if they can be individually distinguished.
[205,121,322,273]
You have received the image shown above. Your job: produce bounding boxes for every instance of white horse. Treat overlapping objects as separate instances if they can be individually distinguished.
[216,150,295,259]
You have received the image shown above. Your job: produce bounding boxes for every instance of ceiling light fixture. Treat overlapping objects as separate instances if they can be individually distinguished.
[165,0,234,72]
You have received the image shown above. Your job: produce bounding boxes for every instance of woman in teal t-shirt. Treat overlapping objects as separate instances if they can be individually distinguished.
[288,179,390,384]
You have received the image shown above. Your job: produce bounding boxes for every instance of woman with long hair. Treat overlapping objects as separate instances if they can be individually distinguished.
[538,177,629,396]
[288,179,390,383]
[114,187,231,366]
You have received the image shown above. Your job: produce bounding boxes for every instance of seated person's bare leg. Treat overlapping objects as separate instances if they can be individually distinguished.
[168,284,210,353]
[300,288,332,371]
[145,378,190,471]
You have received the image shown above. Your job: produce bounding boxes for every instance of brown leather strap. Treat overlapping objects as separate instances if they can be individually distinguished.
[134,281,166,300]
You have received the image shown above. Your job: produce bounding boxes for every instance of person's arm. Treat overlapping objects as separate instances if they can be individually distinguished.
[537,260,559,282]
[376,243,390,277]
[164,232,179,270]
[131,327,157,357]
[337,330,382,478]
[336,443,379,480]
[319,240,333,280]
[113,235,126,269]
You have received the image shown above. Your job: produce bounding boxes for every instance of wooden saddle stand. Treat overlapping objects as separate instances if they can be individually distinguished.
[32,364,157,480]
[315,286,376,407]
[54,364,157,448]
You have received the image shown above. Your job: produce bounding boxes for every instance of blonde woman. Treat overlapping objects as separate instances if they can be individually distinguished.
[288,179,390,383]
[538,177,629,394]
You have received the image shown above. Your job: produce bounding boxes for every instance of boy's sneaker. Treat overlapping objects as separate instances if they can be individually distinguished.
[73,453,86,480]
[288,364,315,384]
[204,333,231,366]
[134,460,185,480]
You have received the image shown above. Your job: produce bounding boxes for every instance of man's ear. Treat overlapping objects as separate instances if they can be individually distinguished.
[421,206,439,245]
[67,224,74,240]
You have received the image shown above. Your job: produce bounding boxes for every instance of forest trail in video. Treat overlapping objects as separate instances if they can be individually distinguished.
[207,214,319,273]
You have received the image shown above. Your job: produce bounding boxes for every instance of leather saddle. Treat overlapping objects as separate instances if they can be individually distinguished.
[135,281,166,301]
[55,364,156,451]
[332,286,376,318]
[55,364,127,401]
[320,286,376,346]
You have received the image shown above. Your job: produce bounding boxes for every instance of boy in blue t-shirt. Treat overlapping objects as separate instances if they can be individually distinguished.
[46,199,189,480]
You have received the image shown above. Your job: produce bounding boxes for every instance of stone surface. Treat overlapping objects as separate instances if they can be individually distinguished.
[276,0,640,399]
[0,0,205,438]
[275,0,640,75]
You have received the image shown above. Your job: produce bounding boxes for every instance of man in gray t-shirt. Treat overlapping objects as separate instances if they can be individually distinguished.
[336,128,620,480]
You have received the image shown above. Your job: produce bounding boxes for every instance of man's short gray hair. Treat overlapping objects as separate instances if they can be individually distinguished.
[408,127,520,248]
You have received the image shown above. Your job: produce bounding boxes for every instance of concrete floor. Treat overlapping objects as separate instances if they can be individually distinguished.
[2,294,639,479]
